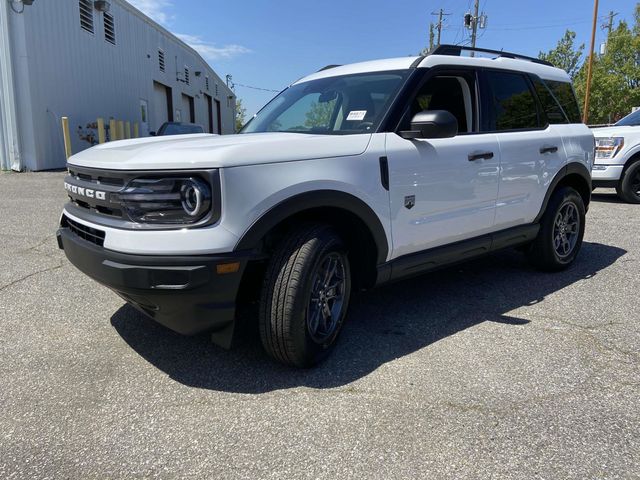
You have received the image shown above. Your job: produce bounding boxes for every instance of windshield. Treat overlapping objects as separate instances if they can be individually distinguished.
[241,70,411,135]
[616,110,640,127]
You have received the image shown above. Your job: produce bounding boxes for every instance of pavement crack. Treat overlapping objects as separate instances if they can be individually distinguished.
[0,262,63,293]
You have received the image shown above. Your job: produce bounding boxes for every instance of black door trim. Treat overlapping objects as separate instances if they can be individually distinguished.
[376,223,539,284]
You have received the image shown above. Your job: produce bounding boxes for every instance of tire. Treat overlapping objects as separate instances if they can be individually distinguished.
[616,160,640,204]
[527,186,585,271]
[259,224,351,367]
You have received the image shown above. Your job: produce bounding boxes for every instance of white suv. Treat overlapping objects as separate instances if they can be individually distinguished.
[592,110,640,203]
[57,45,594,367]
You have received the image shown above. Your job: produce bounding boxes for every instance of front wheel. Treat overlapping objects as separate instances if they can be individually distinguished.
[527,186,585,271]
[616,160,640,204]
[259,224,351,367]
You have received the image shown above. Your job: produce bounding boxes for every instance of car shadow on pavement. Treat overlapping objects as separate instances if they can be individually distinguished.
[111,241,625,394]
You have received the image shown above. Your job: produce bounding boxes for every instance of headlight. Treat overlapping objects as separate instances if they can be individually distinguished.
[120,177,212,224]
[595,137,624,160]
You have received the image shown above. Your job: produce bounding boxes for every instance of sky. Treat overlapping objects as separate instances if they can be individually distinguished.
[128,0,639,117]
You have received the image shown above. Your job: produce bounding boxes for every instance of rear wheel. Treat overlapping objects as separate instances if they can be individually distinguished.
[616,160,640,204]
[259,224,351,367]
[527,186,585,271]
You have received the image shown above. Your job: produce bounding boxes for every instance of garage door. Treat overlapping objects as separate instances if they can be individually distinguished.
[152,81,172,132]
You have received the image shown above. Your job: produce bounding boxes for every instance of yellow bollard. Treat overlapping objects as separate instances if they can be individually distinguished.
[61,117,72,159]
[133,122,139,138]
[125,121,131,139]
[109,119,117,140]
[117,120,124,140]
[97,118,106,144]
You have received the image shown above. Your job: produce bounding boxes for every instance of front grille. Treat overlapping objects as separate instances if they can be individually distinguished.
[66,166,126,220]
[62,215,105,247]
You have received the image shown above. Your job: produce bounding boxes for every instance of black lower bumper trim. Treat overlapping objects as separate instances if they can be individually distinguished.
[592,180,618,189]
[57,227,252,343]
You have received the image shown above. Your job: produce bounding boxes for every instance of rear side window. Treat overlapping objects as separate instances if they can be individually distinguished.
[531,77,567,124]
[545,80,582,123]
[484,71,540,131]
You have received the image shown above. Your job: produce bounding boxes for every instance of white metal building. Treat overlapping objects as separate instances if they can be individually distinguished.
[0,0,236,171]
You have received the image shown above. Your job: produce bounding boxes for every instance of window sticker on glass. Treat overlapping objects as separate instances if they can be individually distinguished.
[346,110,367,121]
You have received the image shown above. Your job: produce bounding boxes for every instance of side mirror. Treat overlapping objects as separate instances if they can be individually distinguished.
[149,131,156,136]
[399,110,458,140]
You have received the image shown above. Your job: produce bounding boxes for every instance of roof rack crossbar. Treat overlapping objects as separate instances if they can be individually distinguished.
[430,44,553,67]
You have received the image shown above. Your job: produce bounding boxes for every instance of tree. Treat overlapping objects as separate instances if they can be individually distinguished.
[304,99,335,130]
[235,98,247,132]
[574,17,640,123]
[538,30,584,79]
[541,3,640,124]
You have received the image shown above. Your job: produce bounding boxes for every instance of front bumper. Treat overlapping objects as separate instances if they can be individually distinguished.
[57,226,252,346]
[592,164,624,186]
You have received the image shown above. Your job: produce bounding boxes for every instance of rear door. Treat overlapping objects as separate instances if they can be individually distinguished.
[479,70,565,229]
[385,68,501,259]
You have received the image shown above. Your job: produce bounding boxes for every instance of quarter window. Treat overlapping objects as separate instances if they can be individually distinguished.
[545,80,582,124]
[485,71,539,131]
[532,77,566,124]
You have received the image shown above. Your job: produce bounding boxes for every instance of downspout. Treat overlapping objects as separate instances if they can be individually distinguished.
[0,0,22,171]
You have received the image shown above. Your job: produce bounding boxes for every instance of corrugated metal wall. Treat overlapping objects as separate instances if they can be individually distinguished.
[8,0,236,171]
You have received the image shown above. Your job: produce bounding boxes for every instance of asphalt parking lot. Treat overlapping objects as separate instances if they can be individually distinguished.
[1,171,638,479]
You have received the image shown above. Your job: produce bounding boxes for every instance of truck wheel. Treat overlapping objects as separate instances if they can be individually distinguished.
[616,160,640,204]
[259,224,351,367]
[527,186,585,271]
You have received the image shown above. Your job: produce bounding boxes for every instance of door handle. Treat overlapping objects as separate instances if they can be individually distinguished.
[539,145,558,154]
[468,151,494,161]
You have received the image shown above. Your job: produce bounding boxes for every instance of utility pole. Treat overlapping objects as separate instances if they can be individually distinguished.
[470,0,480,51]
[429,22,435,51]
[464,1,487,55]
[583,0,600,124]
[431,9,450,47]
[601,10,618,37]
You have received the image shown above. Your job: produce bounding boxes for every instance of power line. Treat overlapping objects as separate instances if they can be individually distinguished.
[229,81,281,93]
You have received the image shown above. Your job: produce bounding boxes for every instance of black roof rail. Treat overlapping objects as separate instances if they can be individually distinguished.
[430,44,553,67]
[318,64,342,72]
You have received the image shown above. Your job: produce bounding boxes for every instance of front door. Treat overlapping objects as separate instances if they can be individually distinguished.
[385,69,500,259]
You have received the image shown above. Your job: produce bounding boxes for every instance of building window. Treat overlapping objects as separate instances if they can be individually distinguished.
[158,50,165,72]
[205,76,210,91]
[104,12,116,44]
[79,0,94,34]
[184,67,190,85]
[215,83,219,97]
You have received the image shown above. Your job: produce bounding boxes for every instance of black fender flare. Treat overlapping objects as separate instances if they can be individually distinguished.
[234,190,389,264]
[534,162,592,223]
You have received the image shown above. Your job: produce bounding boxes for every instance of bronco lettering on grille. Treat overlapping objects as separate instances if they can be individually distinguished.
[64,182,107,201]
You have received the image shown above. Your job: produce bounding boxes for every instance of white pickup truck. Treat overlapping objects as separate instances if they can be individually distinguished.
[592,109,640,203]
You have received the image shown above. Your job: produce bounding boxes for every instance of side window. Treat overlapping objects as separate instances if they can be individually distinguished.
[484,71,540,131]
[531,76,567,124]
[545,80,582,124]
[403,74,476,133]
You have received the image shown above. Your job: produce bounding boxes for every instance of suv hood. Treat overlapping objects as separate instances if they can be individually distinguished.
[67,132,372,170]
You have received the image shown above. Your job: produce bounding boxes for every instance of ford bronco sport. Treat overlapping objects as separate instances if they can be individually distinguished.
[57,45,594,367]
